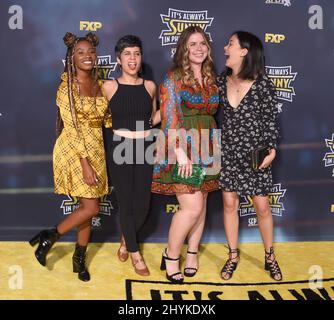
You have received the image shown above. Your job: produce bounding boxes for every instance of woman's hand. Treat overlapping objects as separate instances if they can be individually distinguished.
[151,110,161,127]
[175,148,192,178]
[80,158,98,186]
[258,148,276,170]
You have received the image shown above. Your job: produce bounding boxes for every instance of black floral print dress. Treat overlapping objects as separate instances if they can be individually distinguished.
[217,74,280,196]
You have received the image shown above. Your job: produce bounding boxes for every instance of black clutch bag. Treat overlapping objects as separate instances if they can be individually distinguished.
[172,163,206,187]
[250,146,269,171]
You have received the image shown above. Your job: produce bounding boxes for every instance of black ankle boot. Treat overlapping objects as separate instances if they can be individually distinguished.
[72,244,90,282]
[29,227,60,267]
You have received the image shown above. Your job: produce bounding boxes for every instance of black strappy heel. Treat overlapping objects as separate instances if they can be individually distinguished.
[265,247,282,281]
[220,247,240,280]
[183,250,198,277]
[160,248,184,284]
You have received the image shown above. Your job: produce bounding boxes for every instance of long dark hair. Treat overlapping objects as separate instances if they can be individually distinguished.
[56,32,99,137]
[226,31,265,80]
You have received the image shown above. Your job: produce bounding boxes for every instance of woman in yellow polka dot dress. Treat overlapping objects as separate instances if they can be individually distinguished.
[29,32,111,282]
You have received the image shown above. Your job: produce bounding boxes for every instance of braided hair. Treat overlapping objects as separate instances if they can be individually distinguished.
[56,32,100,137]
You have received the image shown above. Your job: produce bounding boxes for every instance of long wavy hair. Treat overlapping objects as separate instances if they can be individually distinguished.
[172,26,216,89]
[56,32,99,137]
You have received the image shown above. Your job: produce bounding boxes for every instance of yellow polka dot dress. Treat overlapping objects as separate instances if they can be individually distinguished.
[53,73,112,198]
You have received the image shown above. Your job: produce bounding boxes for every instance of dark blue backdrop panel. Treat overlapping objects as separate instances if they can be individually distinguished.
[0,0,333,242]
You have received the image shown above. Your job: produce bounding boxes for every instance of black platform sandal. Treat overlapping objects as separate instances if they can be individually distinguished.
[220,247,239,280]
[183,250,198,277]
[160,248,184,284]
[265,247,282,281]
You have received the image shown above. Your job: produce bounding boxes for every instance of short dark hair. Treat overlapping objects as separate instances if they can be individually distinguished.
[115,35,143,58]
[227,31,265,80]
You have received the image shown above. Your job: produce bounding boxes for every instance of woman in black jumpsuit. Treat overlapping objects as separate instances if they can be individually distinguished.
[103,35,160,276]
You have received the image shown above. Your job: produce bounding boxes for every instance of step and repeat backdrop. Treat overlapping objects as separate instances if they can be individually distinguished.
[0,0,333,242]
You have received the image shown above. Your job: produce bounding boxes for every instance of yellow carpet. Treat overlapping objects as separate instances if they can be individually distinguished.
[1,242,334,300]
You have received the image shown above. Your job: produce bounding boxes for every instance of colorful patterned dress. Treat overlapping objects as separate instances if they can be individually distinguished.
[151,71,220,195]
[53,72,112,198]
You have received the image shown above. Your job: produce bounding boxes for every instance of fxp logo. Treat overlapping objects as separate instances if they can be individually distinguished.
[80,21,102,31]
[265,33,285,43]
[166,204,180,213]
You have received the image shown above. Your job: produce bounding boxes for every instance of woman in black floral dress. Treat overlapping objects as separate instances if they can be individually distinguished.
[217,31,282,281]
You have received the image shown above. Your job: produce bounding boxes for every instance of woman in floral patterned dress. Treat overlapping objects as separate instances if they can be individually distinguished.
[152,26,220,283]
[217,31,282,281]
